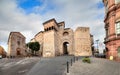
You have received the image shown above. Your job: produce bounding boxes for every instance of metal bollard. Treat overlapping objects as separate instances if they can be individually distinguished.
[76,57,78,61]
[74,57,75,62]
[67,61,69,73]
[71,59,72,66]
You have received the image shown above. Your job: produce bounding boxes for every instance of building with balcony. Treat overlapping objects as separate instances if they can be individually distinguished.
[103,0,120,61]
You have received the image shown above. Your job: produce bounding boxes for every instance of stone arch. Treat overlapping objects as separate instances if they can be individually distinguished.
[60,29,74,55]
[61,38,72,55]
[63,42,69,55]
[63,32,69,36]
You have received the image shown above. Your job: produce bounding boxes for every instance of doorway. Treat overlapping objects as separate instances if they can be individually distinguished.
[16,48,21,55]
[63,42,69,55]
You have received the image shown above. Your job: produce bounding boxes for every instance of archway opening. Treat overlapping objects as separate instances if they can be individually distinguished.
[63,42,69,55]
[16,48,21,55]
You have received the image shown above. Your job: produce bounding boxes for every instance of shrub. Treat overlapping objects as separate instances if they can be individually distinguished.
[82,56,91,63]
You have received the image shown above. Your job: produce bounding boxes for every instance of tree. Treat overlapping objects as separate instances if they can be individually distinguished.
[26,42,40,55]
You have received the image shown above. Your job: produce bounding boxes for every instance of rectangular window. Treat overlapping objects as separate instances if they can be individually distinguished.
[116,22,120,34]
[115,0,120,4]
[106,24,109,37]
[105,1,108,13]
[106,29,108,36]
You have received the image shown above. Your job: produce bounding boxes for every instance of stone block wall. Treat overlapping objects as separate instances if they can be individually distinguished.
[74,27,92,56]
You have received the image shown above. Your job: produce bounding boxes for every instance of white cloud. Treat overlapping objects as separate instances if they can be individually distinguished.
[39,0,105,41]
[0,0,105,52]
[0,0,43,41]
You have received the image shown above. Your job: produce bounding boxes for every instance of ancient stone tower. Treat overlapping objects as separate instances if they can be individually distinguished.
[31,18,92,57]
[42,19,59,57]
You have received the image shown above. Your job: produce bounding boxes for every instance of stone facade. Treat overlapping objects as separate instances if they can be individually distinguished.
[0,46,6,57]
[7,32,26,57]
[32,18,92,57]
[74,27,92,56]
[103,0,120,61]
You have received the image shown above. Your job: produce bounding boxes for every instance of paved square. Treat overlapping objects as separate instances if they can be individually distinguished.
[66,58,120,75]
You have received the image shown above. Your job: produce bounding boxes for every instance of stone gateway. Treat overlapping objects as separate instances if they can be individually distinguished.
[31,18,93,57]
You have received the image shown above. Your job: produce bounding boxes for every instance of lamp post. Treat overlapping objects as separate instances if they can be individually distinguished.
[96,39,99,55]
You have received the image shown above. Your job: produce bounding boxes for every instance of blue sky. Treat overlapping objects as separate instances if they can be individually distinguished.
[0,0,105,52]
[17,0,56,14]
[18,0,43,9]
[97,1,104,9]
[17,0,104,16]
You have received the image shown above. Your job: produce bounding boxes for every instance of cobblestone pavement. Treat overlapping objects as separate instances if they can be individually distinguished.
[0,57,40,75]
[1,56,119,75]
[66,57,120,75]
[27,56,75,75]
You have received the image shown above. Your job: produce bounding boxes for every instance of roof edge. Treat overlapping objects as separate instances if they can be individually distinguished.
[43,18,57,25]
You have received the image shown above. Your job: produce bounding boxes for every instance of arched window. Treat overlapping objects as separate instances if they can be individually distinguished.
[49,27,51,30]
[63,32,69,36]
[52,26,54,29]
[118,47,120,57]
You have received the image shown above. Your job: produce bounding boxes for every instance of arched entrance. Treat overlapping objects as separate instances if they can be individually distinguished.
[16,48,21,55]
[63,42,69,55]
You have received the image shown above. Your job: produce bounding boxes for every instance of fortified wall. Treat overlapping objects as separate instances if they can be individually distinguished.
[31,18,93,57]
